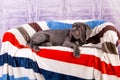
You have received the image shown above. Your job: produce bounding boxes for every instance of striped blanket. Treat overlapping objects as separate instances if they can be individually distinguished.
[0,20,120,80]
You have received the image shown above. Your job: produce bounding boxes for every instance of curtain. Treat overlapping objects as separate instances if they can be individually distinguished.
[0,0,120,48]
[107,0,120,30]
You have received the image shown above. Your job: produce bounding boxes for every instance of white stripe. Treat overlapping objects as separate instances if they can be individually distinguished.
[0,64,8,76]
[36,54,120,79]
[53,19,94,24]
[36,21,50,30]
[1,41,120,66]
[90,22,115,37]
[81,46,120,65]
[7,29,26,45]
[0,42,36,61]
[101,74,120,80]
[36,56,94,79]
[0,64,45,80]
[0,63,119,80]
[0,41,19,56]
[94,69,120,80]
[21,24,36,37]
[85,30,119,50]
[102,30,118,44]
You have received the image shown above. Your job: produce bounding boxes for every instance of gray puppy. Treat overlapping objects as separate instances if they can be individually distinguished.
[28,22,92,58]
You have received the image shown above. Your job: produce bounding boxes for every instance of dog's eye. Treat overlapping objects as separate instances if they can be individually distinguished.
[72,27,77,30]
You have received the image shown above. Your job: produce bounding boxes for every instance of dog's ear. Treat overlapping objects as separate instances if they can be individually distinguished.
[68,30,72,38]
[69,30,72,38]
[69,27,76,38]
[85,24,92,40]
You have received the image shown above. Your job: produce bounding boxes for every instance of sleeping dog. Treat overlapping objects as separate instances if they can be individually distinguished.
[28,22,92,58]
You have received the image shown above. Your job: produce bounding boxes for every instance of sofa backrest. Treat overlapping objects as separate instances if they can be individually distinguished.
[2,19,108,47]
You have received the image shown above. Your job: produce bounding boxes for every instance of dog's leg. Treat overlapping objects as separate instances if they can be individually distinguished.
[30,34,47,52]
[41,42,52,46]
[62,41,80,58]
[46,42,53,46]
[73,45,80,58]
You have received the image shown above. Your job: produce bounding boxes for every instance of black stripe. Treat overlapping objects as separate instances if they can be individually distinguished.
[29,22,42,32]
[17,27,30,42]
[87,25,120,44]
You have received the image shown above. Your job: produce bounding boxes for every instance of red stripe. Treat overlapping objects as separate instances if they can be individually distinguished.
[36,49,94,66]
[35,49,120,77]
[2,32,28,48]
[2,32,120,77]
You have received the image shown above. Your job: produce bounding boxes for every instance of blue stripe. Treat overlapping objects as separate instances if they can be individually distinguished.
[47,20,107,30]
[85,20,107,29]
[41,69,95,80]
[47,20,72,30]
[0,53,41,73]
[0,74,30,80]
[0,53,94,80]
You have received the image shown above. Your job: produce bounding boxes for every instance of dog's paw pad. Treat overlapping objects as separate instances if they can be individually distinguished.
[33,46,40,52]
[46,42,52,46]
[73,51,80,58]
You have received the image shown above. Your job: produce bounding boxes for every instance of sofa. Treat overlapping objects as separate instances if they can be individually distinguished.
[0,19,120,80]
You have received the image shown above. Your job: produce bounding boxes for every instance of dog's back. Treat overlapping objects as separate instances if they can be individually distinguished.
[31,29,70,46]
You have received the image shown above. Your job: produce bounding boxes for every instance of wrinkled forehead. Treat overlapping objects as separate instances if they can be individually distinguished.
[72,22,86,28]
[72,22,86,30]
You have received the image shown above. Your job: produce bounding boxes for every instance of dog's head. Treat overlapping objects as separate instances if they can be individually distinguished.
[70,22,92,44]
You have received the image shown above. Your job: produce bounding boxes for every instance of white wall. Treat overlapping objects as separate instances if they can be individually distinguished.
[0,0,120,48]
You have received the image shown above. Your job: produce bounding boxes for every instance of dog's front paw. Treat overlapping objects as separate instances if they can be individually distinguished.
[46,42,52,46]
[73,49,80,58]
[33,46,40,52]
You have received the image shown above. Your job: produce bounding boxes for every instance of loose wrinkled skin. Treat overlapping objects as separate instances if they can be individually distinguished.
[28,22,92,58]
[72,22,92,43]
